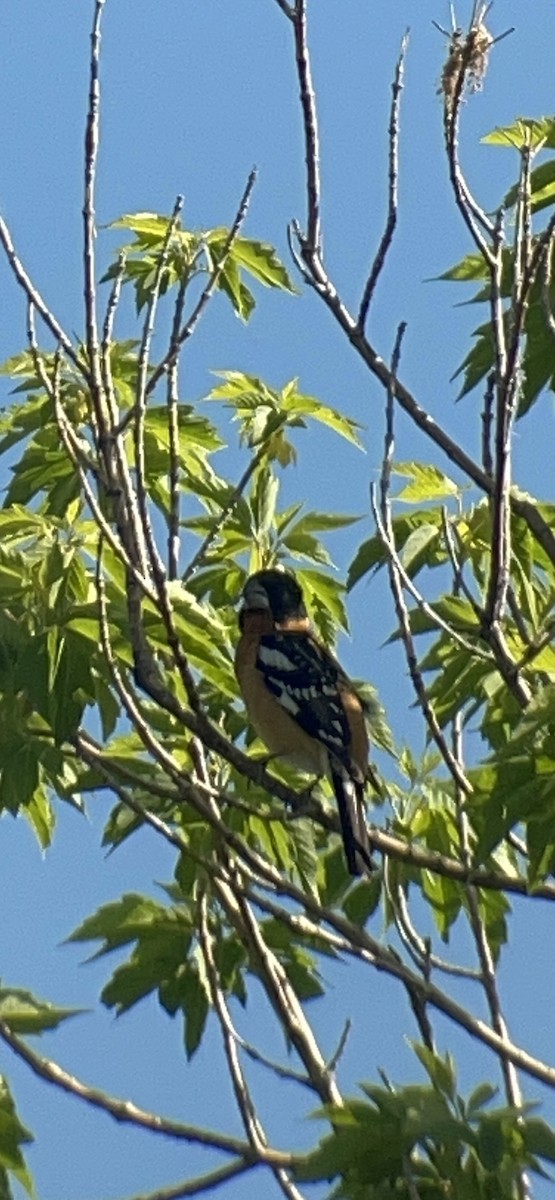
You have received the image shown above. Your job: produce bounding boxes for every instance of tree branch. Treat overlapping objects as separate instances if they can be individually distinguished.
[358,32,408,330]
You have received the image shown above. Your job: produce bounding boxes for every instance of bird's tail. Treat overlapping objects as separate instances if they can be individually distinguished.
[331,769,373,876]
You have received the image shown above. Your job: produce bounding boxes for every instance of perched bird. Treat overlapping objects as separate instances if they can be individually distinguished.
[235,568,373,875]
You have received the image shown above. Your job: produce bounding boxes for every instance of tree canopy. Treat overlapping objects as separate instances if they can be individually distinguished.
[1,3,555,1199]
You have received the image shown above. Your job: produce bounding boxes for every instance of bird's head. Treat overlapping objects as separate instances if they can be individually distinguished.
[239,568,306,625]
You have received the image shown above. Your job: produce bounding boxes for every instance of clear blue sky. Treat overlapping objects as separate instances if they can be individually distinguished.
[1,2,555,1198]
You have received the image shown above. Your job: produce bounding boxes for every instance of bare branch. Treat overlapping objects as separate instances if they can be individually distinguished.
[145,169,257,399]
[291,0,321,256]
[442,511,531,708]
[124,1159,254,1200]
[393,878,481,981]
[101,250,126,424]
[486,153,531,631]
[481,373,495,477]
[182,443,267,585]
[199,895,266,1153]
[0,216,83,372]
[358,32,408,330]
[326,1020,352,1074]
[83,0,107,428]
[440,16,498,258]
[134,196,184,584]
[452,716,531,1200]
[167,277,188,580]
[218,879,342,1107]
[540,229,555,341]
[0,1020,270,1157]
[273,0,295,19]
[199,896,307,1200]
[372,494,473,797]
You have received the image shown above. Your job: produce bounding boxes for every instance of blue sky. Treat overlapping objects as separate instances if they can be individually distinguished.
[1,2,555,1198]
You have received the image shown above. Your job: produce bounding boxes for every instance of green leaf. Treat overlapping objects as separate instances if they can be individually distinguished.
[0,1077,34,1199]
[434,251,490,284]
[393,462,459,503]
[348,509,444,589]
[523,1117,555,1164]
[411,1043,456,1100]
[180,966,210,1060]
[0,987,82,1034]
[466,1083,498,1118]
[226,236,296,293]
[217,257,255,321]
[0,741,41,817]
[504,159,555,214]
[67,893,183,953]
[481,116,555,150]
[22,787,55,851]
[108,211,184,241]
[421,869,462,941]
[296,568,349,640]
[282,384,364,448]
[476,1116,507,1170]
[342,874,382,926]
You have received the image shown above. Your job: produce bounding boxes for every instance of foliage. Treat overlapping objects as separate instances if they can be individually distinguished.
[0,4,554,1200]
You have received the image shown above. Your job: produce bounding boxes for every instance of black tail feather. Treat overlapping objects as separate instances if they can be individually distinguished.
[331,770,373,876]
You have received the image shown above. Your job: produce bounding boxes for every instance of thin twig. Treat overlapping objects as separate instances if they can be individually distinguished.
[442,510,531,708]
[0,217,83,373]
[452,715,531,1200]
[28,323,152,600]
[221,880,342,1107]
[98,249,147,570]
[167,277,188,580]
[101,250,126,425]
[292,0,321,256]
[182,443,267,584]
[358,33,408,330]
[442,24,496,258]
[199,895,266,1153]
[134,196,184,583]
[96,551,195,790]
[273,0,295,19]
[83,0,108,442]
[540,229,555,341]
[394,882,481,981]
[373,488,473,795]
[199,895,308,1200]
[481,373,495,477]
[377,504,489,659]
[326,1020,352,1073]
[0,1020,270,1156]
[144,169,257,400]
[486,196,522,629]
[377,326,473,791]
[123,1159,254,1200]
[506,584,532,650]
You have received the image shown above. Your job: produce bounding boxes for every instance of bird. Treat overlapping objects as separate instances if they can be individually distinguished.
[235,567,373,875]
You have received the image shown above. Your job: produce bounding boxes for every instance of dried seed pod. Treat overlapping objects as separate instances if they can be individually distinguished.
[437,14,493,110]
[466,21,493,91]
[438,28,464,104]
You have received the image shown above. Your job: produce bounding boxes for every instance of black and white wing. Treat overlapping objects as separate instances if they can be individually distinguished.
[255,631,351,768]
